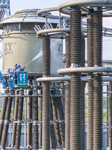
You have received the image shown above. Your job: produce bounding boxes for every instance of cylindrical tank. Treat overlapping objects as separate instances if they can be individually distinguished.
[0,9,63,76]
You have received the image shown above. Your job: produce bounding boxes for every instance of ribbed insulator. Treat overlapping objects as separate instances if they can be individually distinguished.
[108,83,112,149]
[33,88,38,149]
[87,14,94,67]
[39,91,42,147]
[65,81,70,150]
[93,7,102,66]
[28,90,32,147]
[87,76,94,150]
[80,82,85,150]
[1,89,13,149]
[56,96,65,148]
[50,99,56,149]
[12,90,19,146]
[15,89,24,149]
[0,89,8,144]
[107,85,109,146]
[70,74,80,150]
[51,94,61,146]
[66,34,70,68]
[93,75,102,150]
[80,37,85,67]
[80,34,85,150]
[43,36,50,76]
[70,7,81,65]
[42,82,50,150]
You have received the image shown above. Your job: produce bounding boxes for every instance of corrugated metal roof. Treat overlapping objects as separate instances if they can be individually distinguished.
[0,9,59,28]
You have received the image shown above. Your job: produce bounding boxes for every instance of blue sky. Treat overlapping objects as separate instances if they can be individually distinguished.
[10,0,68,14]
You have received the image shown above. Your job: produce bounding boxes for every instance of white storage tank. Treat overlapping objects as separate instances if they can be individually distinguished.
[0,9,63,76]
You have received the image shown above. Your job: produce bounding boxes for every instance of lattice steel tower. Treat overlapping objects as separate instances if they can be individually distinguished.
[0,0,10,21]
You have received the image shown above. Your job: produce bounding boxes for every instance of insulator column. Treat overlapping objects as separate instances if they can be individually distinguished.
[0,89,8,144]
[65,33,70,150]
[51,92,61,146]
[39,88,42,147]
[66,34,70,68]
[87,10,94,150]
[15,88,24,150]
[28,89,33,148]
[70,6,81,150]
[93,7,102,150]
[11,90,19,147]
[108,83,112,149]
[42,36,50,150]
[65,81,70,150]
[80,36,85,150]
[33,88,38,150]
[56,96,65,148]
[1,89,14,149]
[50,98,56,149]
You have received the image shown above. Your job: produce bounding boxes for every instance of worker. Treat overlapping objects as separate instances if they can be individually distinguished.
[16,65,25,72]
[14,64,18,73]
[14,64,18,85]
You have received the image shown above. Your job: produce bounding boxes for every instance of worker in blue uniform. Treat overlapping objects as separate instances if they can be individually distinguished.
[14,64,18,85]
[14,64,18,73]
[17,65,25,71]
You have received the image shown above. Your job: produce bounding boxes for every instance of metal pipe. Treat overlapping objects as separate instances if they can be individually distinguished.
[58,0,112,15]
[37,77,71,82]
[58,67,112,75]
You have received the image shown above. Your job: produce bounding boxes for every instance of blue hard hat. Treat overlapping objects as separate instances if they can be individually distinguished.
[18,65,20,67]
[14,64,17,66]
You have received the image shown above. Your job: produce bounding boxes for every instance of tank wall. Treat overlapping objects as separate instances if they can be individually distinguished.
[3,34,63,75]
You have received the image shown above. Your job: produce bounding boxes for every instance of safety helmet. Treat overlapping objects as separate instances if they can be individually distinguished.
[17,65,21,67]
[14,64,17,66]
